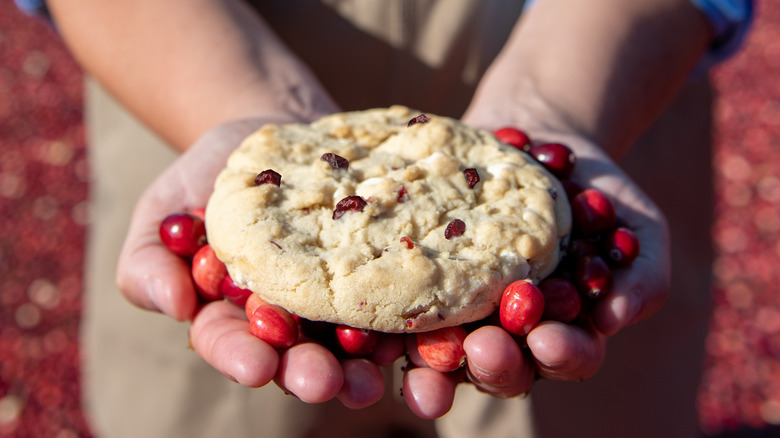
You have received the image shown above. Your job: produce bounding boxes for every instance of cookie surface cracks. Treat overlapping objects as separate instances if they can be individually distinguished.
[206,106,571,332]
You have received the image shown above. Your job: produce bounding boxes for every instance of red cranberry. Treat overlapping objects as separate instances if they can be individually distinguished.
[332,196,368,220]
[571,189,617,236]
[244,293,267,320]
[602,227,640,268]
[493,127,531,151]
[499,279,545,336]
[191,244,228,301]
[321,153,349,170]
[415,326,467,372]
[400,236,415,249]
[220,274,253,307]
[463,168,480,189]
[159,213,207,257]
[335,325,379,356]
[407,114,430,127]
[397,186,409,203]
[538,278,581,323]
[255,169,281,186]
[575,255,613,299]
[529,143,576,179]
[249,304,299,349]
[444,219,466,239]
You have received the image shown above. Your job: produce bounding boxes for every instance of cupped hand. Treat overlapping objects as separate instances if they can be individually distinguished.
[115,118,389,406]
[400,111,671,417]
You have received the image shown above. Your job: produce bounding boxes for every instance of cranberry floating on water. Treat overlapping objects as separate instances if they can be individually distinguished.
[529,143,576,179]
[159,212,207,257]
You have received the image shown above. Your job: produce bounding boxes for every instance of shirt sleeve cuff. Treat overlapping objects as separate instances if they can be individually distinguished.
[689,0,754,74]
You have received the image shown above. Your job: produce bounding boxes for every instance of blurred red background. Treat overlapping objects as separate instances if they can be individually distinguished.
[1,1,778,437]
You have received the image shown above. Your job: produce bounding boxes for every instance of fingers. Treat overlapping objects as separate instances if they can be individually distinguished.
[526,320,606,381]
[189,300,279,387]
[592,188,671,335]
[402,367,456,420]
[463,325,535,397]
[337,359,385,409]
[274,342,344,403]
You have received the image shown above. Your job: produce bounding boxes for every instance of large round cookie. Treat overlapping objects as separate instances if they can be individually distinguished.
[206,106,571,333]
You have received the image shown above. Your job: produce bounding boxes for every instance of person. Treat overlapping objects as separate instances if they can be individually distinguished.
[17,0,753,436]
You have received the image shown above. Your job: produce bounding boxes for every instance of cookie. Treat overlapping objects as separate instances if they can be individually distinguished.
[205,106,571,333]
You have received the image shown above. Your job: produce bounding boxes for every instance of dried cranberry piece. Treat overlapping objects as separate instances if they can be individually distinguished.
[407,114,430,127]
[332,196,368,220]
[400,236,414,249]
[321,152,349,170]
[444,219,466,239]
[255,169,281,186]
[397,186,409,203]
[463,168,480,189]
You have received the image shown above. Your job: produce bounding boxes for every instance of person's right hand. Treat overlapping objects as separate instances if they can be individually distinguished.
[115,119,392,407]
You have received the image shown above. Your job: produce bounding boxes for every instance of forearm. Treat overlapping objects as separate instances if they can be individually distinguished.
[47,0,338,151]
[465,0,713,159]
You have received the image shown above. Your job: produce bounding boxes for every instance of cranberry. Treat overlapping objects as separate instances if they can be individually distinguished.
[255,169,281,186]
[575,255,613,299]
[538,278,581,323]
[400,236,415,249]
[220,274,253,307]
[407,114,430,127]
[444,219,466,239]
[415,326,468,372]
[571,189,617,236]
[493,127,531,151]
[602,227,640,268]
[249,304,299,349]
[191,244,228,301]
[321,153,349,170]
[529,143,576,179]
[397,186,409,203]
[332,195,368,220]
[463,168,480,189]
[499,279,545,336]
[244,293,267,320]
[159,213,207,257]
[335,325,379,356]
